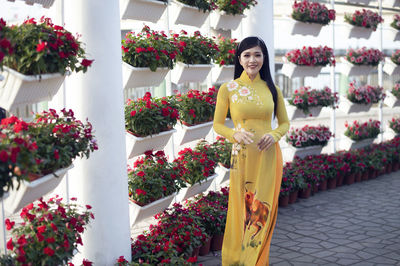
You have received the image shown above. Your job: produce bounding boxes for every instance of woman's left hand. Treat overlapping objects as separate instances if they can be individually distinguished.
[257,134,275,151]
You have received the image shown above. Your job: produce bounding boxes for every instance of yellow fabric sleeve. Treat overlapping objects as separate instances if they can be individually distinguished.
[269,86,290,142]
[213,84,237,143]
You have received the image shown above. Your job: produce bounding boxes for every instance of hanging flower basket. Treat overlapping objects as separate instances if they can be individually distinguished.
[385,127,400,140]
[125,129,176,159]
[170,1,209,27]
[23,0,55,8]
[120,0,167,22]
[122,62,169,89]
[3,165,73,214]
[0,67,66,111]
[174,121,213,146]
[129,193,176,226]
[287,18,324,37]
[211,65,234,83]
[340,135,375,150]
[343,24,373,39]
[338,57,376,77]
[210,11,245,30]
[384,91,400,108]
[283,145,324,162]
[285,100,323,120]
[345,0,371,4]
[171,62,212,84]
[215,164,230,184]
[176,174,217,202]
[383,57,400,76]
[388,28,400,41]
[281,62,323,78]
[339,96,372,114]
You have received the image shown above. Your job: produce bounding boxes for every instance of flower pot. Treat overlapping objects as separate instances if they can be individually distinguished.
[125,129,176,159]
[120,0,167,22]
[211,65,234,83]
[279,195,289,207]
[338,57,377,77]
[345,0,371,3]
[210,234,224,251]
[338,96,372,114]
[191,246,200,258]
[288,190,298,204]
[281,62,323,78]
[122,62,169,89]
[343,24,373,39]
[388,27,400,41]
[394,162,400,171]
[369,170,377,179]
[287,17,324,37]
[0,67,66,111]
[327,177,337,189]
[386,164,393,174]
[345,173,355,185]
[312,184,319,194]
[25,0,55,8]
[354,172,362,182]
[298,187,311,199]
[319,179,327,191]
[170,1,209,27]
[340,135,375,151]
[176,174,217,202]
[210,11,245,30]
[383,57,400,76]
[215,164,230,184]
[284,144,323,162]
[129,193,176,226]
[3,165,72,214]
[361,171,369,181]
[336,174,344,187]
[384,90,400,108]
[199,236,212,256]
[285,99,323,120]
[171,62,212,84]
[174,121,213,146]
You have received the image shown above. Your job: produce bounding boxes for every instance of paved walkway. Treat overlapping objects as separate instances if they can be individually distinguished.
[198,171,400,266]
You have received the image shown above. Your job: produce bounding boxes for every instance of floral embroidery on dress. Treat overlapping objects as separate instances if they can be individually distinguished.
[238,87,251,97]
[227,80,239,91]
[231,94,238,103]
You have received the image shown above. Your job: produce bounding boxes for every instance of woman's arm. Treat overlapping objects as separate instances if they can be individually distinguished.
[213,84,237,143]
[269,86,290,142]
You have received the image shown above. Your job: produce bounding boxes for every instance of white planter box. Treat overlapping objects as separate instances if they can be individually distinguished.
[388,28,400,41]
[174,121,213,146]
[0,67,66,111]
[345,0,371,4]
[338,57,377,77]
[171,63,212,84]
[383,57,400,76]
[385,127,400,140]
[129,193,175,226]
[284,145,324,162]
[281,62,323,78]
[210,11,244,30]
[285,103,322,120]
[176,174,217,202]
[24,0,55,8]
[170,1,209,27]
[385,0,400,7]
[211,65,234,83]
[343,24,373,39]
[384,91,400,108]
[122,62,169,89]
[287,18,324,37]
[4,165,72,214]
[339,96,372,114]
[340,135,375,151]
[126,129,176,159]
[215,165,230,184]
[120,0,167,22]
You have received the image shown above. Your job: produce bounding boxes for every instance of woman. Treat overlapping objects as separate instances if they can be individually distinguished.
[213,36,290,265]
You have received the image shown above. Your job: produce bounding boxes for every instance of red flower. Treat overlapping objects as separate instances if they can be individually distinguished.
[137,171,145,177]
[81,59,94,67]
[82,259,93,266]
[46,237,55,243]
[6,238,13,250]
[54,149,60,160]
[36,41,47,52]
[0,150,8,163]
[130,110,136,117]
[155,151,165,157]
[50,222,58,232]
[43,247,55,256]
[187,256,197,263]
[136,189,147,196]
[37,233,44,242]
[144,150,153,156]
[5,219,15,230]
[37,225,46,233]
[86,205,92,209]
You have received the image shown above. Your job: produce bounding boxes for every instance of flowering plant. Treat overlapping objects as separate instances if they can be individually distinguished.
[391,14,400,30]
[344,119,381,141]
[391,50,400,65]
[128,150,183,206]
[389,117,400,134]
[172,30,219,65]
[291,0,336,25]
[344,9,383,31]
[175,87,217,125]
[281,163,307,196]
[347,82,383,104]
[288,86,337,114]
[285,46,335,66]
[286,125,332,148]
[0,18,13,69]
[3,17,93,75]
[176,0,217,12]
[214,35,237,66]
[392,83,400,99]
[122,25,180,71]
[6,196,94,265]
[345,47,384,66]
[212,136,232,168]
[194,139,220,163]
[216,0,257,15]
[125,92,179,137]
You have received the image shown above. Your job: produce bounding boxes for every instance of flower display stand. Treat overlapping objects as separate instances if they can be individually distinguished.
[129,193,176,226]
[211,65,234,83]
[287,18,324,37]
[210,11,244,30]
[283,145,323,162]
[170,1,209,27]
[174,121,213,146]
[120,0,167,22]
[384,91,400,108]
[388,28,400,41]
[383,58,400,76]
[281,62,323,78]
[171,63,212,84]
[340,135,375,150]
[345,0,371,4]
[339,96,372,114]
[122,63,169,89]
[343,25,373,39]
[3,165,73,214]
[285,101,323,120]
[338,58,376,77]
[0,67,66,111]
[215,164,230,184]
[125,129,176,159]
[176,174,217,202]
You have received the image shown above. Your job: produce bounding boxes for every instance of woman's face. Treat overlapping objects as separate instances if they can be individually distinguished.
[239,46,264,78]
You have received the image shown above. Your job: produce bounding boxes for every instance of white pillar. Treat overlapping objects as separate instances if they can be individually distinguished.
[63,0,131,264]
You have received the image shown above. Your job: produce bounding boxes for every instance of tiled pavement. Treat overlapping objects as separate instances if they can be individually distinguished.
[197,171,400,266]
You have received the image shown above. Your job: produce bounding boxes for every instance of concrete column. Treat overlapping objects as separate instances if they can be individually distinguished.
[63,0,131,264]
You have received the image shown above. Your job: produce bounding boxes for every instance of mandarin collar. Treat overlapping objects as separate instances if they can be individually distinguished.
[239,71,261,84]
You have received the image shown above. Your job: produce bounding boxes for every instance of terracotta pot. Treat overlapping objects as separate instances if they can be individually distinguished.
[327,177,337,189]
[199,237,212,256]
[355,172,362,182]
[210,234,224,251]
[361,171,369,181]
[345,173,355,185]
[279,195,289,207]
[369,170,377,179]
[288,190,298,204]
[394,162,400,171]
[336,173,344,187]
[386,164,393,174]
[191,246,200,258]
[319,179,327,191]
[312,184,319,194]
[298,187,311,199]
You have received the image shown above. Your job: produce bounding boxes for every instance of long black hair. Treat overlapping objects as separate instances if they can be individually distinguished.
[234,36,278,117]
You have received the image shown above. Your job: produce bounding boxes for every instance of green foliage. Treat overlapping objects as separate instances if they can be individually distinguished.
[216,0,257,15]
[214,35,237,66]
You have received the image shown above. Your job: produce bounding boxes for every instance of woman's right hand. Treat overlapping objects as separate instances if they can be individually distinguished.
[233,130,254,145]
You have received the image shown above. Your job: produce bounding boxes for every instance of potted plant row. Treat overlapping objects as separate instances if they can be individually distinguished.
[339,47,384,77]
[340,82,383,113]
[341,119,380,150]
[344,9,383,39]
[384,83,400,108]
